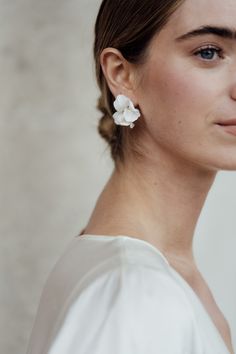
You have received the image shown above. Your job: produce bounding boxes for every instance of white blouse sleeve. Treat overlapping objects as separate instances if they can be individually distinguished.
[47,263,199,354]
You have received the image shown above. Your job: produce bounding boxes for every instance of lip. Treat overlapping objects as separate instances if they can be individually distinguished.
[215,123,236,136]
[216,118,236,125]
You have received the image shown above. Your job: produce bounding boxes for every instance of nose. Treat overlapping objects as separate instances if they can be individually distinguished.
[230,63,236,100]
[230,83,236,101]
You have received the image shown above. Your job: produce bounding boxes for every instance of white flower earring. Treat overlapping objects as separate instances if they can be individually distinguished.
[112,94,141,128]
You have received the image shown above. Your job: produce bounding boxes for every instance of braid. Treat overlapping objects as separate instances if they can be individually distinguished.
[96,94,124,163]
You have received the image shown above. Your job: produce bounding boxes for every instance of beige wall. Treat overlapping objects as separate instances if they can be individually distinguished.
[0,1,235,353]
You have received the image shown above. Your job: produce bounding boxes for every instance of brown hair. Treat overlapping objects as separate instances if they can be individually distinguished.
[93,0,185,168]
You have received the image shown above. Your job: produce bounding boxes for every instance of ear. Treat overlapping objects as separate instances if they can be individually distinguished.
[100,47,138,105]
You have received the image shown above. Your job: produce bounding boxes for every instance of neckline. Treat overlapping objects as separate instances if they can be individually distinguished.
[78,233,170,266]
[76,233,231,353]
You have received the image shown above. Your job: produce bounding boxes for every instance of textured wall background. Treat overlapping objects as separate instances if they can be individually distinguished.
[0,1,235,354]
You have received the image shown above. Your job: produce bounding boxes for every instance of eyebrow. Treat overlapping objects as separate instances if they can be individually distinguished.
[175,25,236,42]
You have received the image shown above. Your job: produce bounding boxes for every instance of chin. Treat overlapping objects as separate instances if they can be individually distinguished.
[186,153,236,173]
[220,164,236,171]
[209,158,236,172]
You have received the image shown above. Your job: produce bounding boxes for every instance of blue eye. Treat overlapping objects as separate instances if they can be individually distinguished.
[194,46,224,61]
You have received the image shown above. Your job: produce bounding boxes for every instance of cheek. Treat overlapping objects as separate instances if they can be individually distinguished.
[140,64,216,144]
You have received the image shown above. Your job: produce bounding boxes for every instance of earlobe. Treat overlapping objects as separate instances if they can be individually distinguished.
[100,47,136,100]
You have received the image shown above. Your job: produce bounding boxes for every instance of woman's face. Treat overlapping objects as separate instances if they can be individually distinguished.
[135,0,236,171]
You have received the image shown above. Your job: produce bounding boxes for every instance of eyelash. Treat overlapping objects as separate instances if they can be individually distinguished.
[193,45,225,62]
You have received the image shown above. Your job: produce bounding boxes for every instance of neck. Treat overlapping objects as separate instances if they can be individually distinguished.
[86,144,217,267]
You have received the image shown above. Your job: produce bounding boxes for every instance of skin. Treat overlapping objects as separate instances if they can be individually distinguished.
[84,0,236,352]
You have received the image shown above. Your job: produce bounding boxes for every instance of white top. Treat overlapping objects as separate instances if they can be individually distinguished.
[26,234,232,354]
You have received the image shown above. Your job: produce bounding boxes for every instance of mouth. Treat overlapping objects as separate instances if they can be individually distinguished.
[215,122,236,136]
[216,118,236,126]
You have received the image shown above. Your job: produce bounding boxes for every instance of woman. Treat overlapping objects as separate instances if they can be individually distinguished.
[27,0,235,353]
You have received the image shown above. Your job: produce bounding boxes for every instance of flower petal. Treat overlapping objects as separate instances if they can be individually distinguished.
[123,108,141,122]
[113,111,123,123]
[120,121,131,126]
[113,112,130,126]
[127,100,136,110]
[113,94,130,112]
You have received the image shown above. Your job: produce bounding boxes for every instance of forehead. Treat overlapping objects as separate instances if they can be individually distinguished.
[169,0,236,33]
